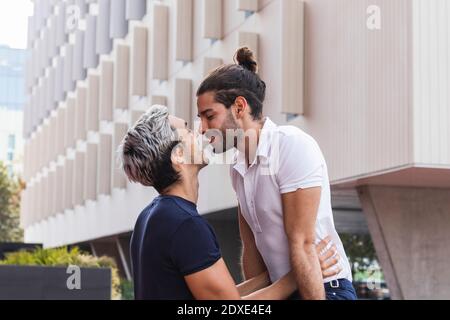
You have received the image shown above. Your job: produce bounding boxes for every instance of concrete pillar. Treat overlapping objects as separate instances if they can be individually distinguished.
[358,185,450,300]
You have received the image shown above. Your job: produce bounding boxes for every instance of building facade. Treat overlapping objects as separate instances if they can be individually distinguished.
[21,0,450,299]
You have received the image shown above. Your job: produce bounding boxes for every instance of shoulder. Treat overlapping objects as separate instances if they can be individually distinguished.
[171,216,219,252]
[274,126,324,158]
[137,197,196,235]
[277,125,319,147]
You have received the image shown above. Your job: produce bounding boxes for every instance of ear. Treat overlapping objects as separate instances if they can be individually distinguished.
[233,96,248,120]
[171,143,185,166]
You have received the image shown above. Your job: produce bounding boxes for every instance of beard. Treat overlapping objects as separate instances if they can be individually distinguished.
[213,111,239,154]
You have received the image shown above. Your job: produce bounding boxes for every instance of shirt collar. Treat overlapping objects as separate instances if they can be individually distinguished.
[233,117,277,176]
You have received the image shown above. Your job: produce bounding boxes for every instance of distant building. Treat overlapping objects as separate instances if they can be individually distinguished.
[0,45,26,175]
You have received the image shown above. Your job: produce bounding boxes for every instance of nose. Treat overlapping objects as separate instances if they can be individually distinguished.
[199,118,208,135]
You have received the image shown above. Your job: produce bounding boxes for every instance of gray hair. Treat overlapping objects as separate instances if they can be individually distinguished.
[118,105,180,191]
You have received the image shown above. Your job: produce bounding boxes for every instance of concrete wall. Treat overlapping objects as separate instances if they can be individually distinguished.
[358,185,450,300]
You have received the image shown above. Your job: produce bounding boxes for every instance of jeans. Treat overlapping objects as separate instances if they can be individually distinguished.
[324,279,357,300]
[288,279,357,300]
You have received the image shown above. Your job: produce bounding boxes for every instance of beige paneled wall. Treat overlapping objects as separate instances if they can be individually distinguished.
[412,0,450,166]
[288,0,413,183]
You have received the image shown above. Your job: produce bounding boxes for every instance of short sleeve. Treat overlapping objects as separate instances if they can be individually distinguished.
[170,217,222,276]
[276,133,325,194]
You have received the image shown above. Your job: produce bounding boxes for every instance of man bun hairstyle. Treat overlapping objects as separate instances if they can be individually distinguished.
[197,47,266,120]
[234,47,258,73]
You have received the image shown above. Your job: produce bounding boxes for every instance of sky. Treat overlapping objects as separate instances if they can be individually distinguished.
[0,0,34,49]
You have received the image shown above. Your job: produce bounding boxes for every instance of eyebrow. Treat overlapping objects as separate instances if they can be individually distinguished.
[197,108,213,118]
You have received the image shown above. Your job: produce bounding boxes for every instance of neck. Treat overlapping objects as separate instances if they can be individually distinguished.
[237,117,266,166]
[162,166,199,204]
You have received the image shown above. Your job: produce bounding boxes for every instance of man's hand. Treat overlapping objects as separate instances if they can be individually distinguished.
[316,236,342,279]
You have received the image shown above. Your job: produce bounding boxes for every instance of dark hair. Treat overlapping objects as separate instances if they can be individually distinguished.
[196,47,266,120]
[146,141,181,193]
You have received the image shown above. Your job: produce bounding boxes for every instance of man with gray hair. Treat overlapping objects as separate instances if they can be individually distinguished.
[119,105,339,300]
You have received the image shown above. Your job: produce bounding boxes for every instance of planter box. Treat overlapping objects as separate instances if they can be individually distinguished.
[0,265,111,300]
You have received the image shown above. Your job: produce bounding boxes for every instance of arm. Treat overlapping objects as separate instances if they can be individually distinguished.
[241,238,342,300]
[242,272,296,300]
[282,187,325,300]
[185,260,295,300]
[238,237,342,297]
[185,236,342,301]
[185,259,241,300]
[236,271,271,297]
[238,205,267,280]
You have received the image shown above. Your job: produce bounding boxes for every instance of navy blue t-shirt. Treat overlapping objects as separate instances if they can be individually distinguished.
[130,195,222,300]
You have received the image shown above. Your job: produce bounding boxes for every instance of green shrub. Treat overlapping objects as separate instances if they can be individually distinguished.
[119,279,134,300]
[0,246,121,299]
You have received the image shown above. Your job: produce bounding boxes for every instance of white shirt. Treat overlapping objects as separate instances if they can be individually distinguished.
[230,118,352,283]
